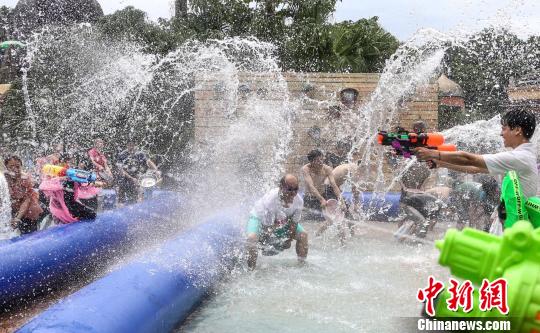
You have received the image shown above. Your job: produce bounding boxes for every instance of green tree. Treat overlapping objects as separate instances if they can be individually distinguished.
[98,6,185,55]
[96,1,399,73]
[259,0,338,71]
[0,79,31,151]
[524,35,540,72]
[444,28,535,120]
[330,17,399,72]
[0,6,12,41]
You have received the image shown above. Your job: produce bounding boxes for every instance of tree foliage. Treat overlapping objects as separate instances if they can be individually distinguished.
[0,6,12,41]
[96,7,185,55]
[0,1,400,167]
[0,1,400,72]
[95,1,399,72]
[443,28,540,120]
[330,17,399,72]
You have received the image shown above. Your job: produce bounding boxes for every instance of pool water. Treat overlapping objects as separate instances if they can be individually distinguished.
[181,221,450,333]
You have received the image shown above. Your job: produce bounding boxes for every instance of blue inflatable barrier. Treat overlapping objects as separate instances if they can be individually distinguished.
[342,191,401,221]
[0,192,183,306]
[18,215,242,333]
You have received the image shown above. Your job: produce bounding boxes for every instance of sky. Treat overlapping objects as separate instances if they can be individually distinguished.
[1,0,540,41]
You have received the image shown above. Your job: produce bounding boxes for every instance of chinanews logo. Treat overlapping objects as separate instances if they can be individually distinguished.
[417,275,509,317]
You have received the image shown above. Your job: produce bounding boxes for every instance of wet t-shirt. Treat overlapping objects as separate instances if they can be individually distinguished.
[483,143,538,197]
[117,150,149,178]
[88,148,108,172]
[251,188,303,227]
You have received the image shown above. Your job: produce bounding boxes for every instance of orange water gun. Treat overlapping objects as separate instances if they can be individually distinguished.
[377,129,456,167]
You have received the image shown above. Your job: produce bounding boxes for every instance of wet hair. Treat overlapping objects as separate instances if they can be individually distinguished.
[59,153,72,164]
[3,154,22,167]
[476,174,500,213]
[279,175,286,187]
[479,176,498,198]
[307,149,323,162]
[501,108,536,139]
[279,174,297,188]
[336,140,351,150]
[339,88,359,101]
[412,121,427,133]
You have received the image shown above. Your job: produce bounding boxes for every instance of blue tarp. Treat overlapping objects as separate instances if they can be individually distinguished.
[342,191,401,221]
[18,215,242,333]
[0,192,183,306]
[11,190,399,332]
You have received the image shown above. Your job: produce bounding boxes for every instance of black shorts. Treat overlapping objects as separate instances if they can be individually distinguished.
[304,185,337,211]
[63,181,98,220]
[16,217,38,234]
[117,178,139,204]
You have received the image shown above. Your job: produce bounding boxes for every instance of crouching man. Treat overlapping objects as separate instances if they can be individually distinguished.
[246,174,308,270]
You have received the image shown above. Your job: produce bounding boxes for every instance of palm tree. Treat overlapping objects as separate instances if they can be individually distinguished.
[331,17,399,72]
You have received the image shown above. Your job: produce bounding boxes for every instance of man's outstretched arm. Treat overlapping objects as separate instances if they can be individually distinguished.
[414,148,489,172]
[434,160,489,174]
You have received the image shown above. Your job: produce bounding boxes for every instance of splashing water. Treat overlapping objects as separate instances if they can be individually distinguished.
[179,15,540,333]
[442,116,504,153]
[3,27,296,238]
[173,29,460,333]
[173,37,295,214]
[0,172,17,240]
[2,4,540,331]
[16,26,156,152]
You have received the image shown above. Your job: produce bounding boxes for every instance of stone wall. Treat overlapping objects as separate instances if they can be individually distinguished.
[0,84,12,107]
[508,85,540,111]
[281,72,438,173]
[194,72,439,178]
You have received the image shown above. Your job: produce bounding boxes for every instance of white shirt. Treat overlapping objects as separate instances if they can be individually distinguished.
[0,173,18,239]
[483,142,538,197]
[250,188,303,227]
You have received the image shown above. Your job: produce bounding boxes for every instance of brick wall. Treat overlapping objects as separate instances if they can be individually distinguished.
[194,72,439,182]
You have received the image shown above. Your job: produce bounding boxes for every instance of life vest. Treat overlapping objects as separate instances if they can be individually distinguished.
[524,196,540,228]
[498,171,528,228]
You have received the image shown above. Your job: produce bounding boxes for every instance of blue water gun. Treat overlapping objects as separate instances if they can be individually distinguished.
[66,168,96,183]
[42,164,97,183]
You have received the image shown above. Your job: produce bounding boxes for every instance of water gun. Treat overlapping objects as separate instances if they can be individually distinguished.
[432,221,540,331]
[377,129,457,159]
[42,164,97,183]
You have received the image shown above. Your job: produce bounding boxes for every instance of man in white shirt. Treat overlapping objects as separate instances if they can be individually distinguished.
[246,174,308,270]
[414,108,538,232]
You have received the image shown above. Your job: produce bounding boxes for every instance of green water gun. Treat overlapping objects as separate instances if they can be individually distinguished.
[433,221,540,332]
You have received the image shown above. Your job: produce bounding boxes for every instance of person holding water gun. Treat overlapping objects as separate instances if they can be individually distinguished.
[39,153,102,224]
[88,138,113,185]
[378,121,455,239]
[414,108,538,235]
[116,142,160,204]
